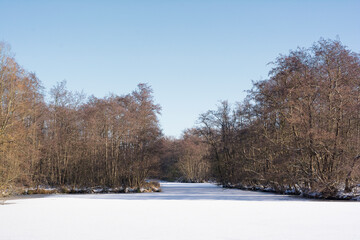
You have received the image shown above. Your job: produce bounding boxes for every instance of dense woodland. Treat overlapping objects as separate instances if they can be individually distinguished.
[161,39,360,197]
[1,39,360,198]
[0,42,162,193]
[196,39,360,197]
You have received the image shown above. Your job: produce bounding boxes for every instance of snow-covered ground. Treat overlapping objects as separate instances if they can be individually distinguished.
[1,182,359,240]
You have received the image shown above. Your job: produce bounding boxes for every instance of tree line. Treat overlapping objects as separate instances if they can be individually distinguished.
[0,42,162,193]
[191,39,360,197]
[159,39,360,198]
[1,39,360,198]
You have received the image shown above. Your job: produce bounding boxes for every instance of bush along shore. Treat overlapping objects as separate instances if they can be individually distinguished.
[1,181,161,197]
[223,183,360,201]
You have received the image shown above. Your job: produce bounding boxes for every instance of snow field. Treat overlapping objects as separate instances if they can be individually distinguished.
[1,183,359,240]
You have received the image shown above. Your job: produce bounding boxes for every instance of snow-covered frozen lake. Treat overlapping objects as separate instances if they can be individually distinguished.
[1,182,359,240]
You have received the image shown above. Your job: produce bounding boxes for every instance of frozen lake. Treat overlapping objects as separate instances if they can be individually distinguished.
[1,182,359,240]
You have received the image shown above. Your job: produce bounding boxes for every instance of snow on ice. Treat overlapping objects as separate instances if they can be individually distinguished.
[1,182,359,240]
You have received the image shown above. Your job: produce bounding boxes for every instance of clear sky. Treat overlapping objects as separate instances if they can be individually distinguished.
[1,0,359,137]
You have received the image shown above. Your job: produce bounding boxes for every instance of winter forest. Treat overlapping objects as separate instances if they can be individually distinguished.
[1,38,360,199]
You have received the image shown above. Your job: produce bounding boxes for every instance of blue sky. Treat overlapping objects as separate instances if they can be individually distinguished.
[1,0,359,137]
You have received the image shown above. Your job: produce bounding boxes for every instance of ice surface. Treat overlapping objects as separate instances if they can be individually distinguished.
[1,182,359,240]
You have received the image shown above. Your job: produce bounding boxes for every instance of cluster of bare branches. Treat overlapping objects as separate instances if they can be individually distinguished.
[159,129,210,183]
[0,42,162,192]
[2,38,359,197]
[198,39,360,196]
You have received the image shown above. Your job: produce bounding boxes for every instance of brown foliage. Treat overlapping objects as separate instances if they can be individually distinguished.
[0,42,162,192]
[158,129,210,182]
[37,83,162,188]
[0,42,44,193]
[199,39,360,196]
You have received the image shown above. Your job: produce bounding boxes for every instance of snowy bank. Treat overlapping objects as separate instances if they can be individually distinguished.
[1,181,161,197]
[223,182,360,201]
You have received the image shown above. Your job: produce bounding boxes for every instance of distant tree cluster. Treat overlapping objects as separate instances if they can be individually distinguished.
[0,42,162,193]
[198,39,360,197]
[159,129,210,183]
